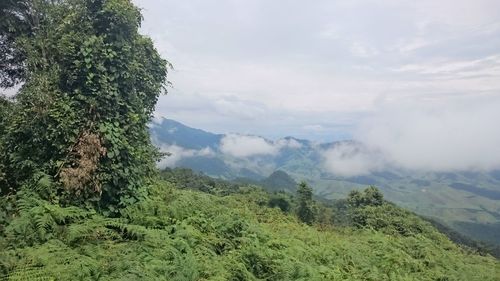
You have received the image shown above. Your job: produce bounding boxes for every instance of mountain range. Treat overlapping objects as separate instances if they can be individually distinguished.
[150,118,500,246]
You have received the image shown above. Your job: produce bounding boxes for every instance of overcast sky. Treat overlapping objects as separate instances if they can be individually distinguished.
[134,0,500,143]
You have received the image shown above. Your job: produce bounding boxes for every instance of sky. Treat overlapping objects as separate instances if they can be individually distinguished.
[134,0,500,143]
[134,0,500,175]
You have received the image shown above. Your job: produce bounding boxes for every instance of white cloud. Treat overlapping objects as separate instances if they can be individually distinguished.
[322,96,500,176]
[323,142,385,177]
[220,134,278,158]
[220,135,305,158]
[395,37,432,54]
[151,112,164,125]
[354,96,500,172]
[303,124,327,132]
[157,145,215,168]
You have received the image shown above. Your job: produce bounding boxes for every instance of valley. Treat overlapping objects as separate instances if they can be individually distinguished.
[151,118,500,246]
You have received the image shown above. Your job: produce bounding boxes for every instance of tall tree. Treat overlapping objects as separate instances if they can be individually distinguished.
[296,181,316,225]
[0,0,169,212]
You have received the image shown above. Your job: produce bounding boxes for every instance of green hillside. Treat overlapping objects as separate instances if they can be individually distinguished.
[1,179,499,280]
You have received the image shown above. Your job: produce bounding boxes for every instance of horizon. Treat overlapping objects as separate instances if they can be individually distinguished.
[152,116,350,143]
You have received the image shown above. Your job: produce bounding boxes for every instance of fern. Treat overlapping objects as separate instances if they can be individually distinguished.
[64,217,121,245]
[104,219,150,241]
[1,182,498,280]
[1,266,54,281]
[5,191,94,246]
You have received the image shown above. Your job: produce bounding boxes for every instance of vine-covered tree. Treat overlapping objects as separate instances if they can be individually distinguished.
[0,0,169,213]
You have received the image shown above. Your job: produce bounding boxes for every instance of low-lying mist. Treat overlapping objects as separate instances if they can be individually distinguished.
[324,96,500,176]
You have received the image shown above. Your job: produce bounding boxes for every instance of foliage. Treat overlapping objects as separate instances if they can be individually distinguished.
[423,216,500,258]
[346,187,443,240]
[296,181,316,225]
[0,97,12,193]
[159,167,240,195]
[267,192,292,213]
[0,0,36,88]
[0,0,169,211]
[347,186,384,208]
[1,180,498,280]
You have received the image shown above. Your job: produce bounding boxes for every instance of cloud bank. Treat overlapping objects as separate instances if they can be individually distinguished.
[323,143,385,177]
[157,145,215,168]
[323,97,500,176]
[359,97,500,172]
[220,134,278,158]
[220,134,303,158]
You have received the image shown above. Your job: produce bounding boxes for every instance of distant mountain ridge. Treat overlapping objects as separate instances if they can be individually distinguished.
[150,118,500,246]
[151,118,223,150]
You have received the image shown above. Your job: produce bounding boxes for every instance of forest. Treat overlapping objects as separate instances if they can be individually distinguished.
[0,0,499,280]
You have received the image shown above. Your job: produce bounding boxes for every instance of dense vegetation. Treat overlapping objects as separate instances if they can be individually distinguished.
[0,0,499,280]
[163,168,500,258]
[1,176,499,280]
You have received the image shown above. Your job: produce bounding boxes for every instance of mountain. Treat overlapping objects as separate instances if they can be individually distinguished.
[150,118,500,246]
[151,118,223,150]
[260,170,298,193]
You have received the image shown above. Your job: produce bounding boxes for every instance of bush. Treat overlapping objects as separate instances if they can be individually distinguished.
[268,194,292,213]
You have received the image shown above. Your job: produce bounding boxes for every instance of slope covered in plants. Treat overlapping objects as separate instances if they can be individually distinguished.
[1,180,499,280]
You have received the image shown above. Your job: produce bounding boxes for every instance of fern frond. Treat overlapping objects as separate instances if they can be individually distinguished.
[65,217,121,244]
[1,265,54,281]
[104,220,149,240]
[42,204,93,225]
[32,209,56,241]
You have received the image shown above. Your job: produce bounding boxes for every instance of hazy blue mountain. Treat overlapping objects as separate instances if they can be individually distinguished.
[151,118,223,150]
[176,156,234,178]
[150,118,500,246]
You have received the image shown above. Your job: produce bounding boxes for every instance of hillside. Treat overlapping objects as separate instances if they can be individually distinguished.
[1,177,499,280]
[150,118,500,246]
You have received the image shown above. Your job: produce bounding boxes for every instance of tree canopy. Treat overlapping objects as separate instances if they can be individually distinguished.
[296,181,316,225]
[0,0,169,212]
